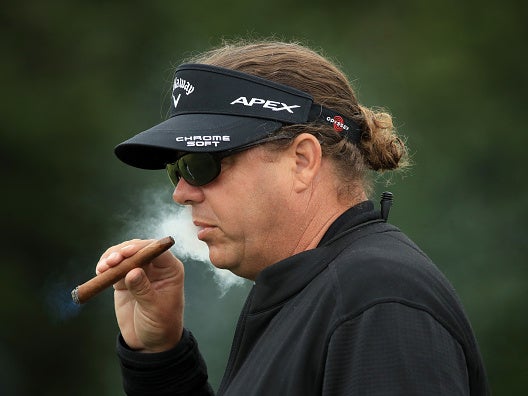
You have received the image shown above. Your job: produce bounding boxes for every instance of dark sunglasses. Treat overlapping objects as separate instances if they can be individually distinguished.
[166,137,288,187]
[166,151,228,187]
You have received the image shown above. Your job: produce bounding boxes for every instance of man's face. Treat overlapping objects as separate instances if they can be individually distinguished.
[172,146,297,280]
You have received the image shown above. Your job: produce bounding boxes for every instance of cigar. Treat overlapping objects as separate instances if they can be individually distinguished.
[71,236,175,304]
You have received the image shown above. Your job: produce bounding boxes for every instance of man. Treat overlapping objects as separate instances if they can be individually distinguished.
[96,41,489,395]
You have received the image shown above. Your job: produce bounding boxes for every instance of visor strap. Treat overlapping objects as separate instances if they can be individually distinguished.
[308,104,363,144]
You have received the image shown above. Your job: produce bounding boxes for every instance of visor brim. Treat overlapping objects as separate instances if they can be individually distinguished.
[114,114,283,170]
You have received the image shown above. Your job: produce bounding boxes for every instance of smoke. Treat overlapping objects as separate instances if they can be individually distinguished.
[43,188,245,324]
[45,278,82,322]
[120,188,246,296]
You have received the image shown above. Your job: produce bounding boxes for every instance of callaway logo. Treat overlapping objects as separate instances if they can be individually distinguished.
[231,97,301,113]
[173,78,195,95]
[172,77,195,109]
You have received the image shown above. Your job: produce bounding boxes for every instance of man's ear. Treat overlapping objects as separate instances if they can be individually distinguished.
[290,133,322,192]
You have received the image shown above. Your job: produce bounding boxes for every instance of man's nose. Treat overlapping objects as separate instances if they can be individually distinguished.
[172,178,205,205]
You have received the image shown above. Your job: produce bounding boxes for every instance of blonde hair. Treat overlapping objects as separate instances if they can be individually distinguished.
[187,40,409,195]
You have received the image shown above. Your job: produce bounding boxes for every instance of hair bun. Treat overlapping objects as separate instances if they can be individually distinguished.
[358,105,408,171]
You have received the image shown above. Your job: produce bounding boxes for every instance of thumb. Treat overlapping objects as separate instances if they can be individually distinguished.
[125,268,153,302]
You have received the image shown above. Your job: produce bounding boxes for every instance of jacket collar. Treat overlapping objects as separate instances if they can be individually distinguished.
[249,200,379,313]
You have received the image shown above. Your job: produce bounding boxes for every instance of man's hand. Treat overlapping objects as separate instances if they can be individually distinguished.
[96,239,185,352]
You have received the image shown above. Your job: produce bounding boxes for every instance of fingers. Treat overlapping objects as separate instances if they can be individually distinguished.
[125,268,151,299]
[95,239,152,275]
[121,265,185,352]
[95,239,155,290]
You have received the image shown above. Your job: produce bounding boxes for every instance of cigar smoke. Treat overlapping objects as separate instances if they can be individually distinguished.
[120,188,246,295]
[46,188,245,322]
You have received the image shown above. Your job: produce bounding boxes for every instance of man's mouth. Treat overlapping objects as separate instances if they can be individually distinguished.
[194,220,216,240]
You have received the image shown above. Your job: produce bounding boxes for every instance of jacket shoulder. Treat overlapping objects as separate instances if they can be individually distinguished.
[327,224,459,324]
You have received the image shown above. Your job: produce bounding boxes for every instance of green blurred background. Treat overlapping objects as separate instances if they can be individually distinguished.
[1,0,526,394]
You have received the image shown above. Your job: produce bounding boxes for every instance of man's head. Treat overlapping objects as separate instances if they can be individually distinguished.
[114,40,409,278]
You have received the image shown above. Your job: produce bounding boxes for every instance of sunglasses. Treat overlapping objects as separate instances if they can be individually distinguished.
[166,151,229,187]
[166,137,288,187]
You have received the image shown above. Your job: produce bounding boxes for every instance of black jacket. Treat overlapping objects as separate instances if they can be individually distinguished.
[118,201,489,395]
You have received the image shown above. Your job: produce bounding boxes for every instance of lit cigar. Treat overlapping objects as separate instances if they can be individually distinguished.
[71,236,175,304]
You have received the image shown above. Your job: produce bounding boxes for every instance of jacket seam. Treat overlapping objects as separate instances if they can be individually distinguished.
[325,298,466,359]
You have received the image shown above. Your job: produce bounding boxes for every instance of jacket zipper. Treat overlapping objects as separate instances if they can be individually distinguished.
[217,287,255,395]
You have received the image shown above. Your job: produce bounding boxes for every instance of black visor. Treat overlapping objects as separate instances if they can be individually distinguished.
[115,63,361,170]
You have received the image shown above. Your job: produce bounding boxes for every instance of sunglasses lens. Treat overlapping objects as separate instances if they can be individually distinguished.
[166,153,221,187]
[166,163,180,186]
